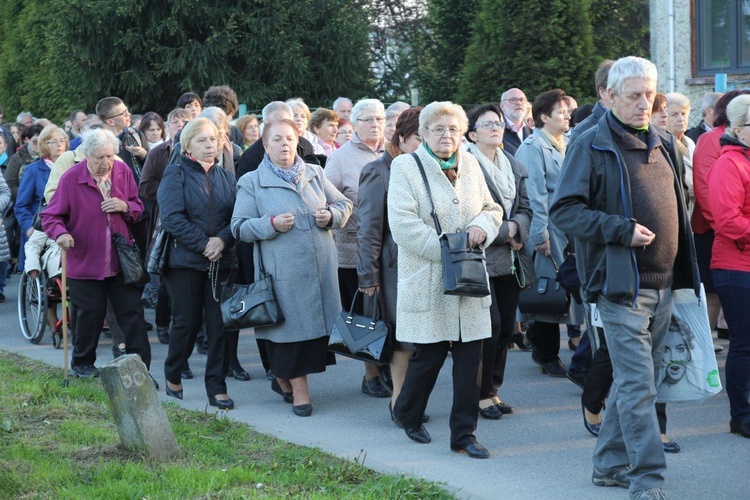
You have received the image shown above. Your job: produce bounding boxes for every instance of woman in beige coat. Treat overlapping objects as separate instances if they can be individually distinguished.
[388,102,503,459]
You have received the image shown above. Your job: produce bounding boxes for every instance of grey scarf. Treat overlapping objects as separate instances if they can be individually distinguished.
[467,144,516,215]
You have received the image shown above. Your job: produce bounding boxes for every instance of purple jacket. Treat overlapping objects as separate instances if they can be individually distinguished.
[42,159,144,279]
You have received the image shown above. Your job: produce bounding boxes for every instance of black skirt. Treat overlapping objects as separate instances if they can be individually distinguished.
[266,335,335,379]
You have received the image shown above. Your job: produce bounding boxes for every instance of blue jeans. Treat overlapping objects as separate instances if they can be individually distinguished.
[713,269,750,423]
[593,288,672,494]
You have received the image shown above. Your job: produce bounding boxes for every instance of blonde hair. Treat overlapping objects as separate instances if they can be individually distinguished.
[726,94,750,138]
[419,101,469,138]
[38,125,69,157]
[180,118,219,152]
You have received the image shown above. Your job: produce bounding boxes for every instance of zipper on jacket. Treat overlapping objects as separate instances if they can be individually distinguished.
[206,170,215,237]
[591,144,640,304]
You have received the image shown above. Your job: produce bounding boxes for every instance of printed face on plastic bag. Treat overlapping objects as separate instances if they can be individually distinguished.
[662,317,694,385]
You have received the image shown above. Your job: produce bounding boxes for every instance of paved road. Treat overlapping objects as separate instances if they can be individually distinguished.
[0,273,742,499]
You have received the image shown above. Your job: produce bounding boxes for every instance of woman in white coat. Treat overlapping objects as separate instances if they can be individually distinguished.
[388,102,503,458]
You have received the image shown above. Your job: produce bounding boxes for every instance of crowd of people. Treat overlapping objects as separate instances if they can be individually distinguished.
[0,55,748,500]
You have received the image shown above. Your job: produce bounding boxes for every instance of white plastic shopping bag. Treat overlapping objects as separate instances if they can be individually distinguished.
[656,285,723,402]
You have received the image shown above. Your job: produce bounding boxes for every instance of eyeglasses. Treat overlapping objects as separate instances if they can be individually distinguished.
[429,127,462,137]
[502,97,527,105]
[46,140,65,146]
[357,116,386,124]
[107,108,130,120]
[475,121,504,130]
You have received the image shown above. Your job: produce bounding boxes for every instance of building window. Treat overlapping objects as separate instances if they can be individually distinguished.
[696,0,750,75]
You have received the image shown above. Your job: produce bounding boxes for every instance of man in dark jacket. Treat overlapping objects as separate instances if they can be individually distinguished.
[500,88,532,155]
[685,91,722,143]
[550,56,700,500]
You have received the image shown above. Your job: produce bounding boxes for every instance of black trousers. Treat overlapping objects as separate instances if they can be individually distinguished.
[163,268,233,397]
[481,275,521,398]
[68,273,151,369]
[526,320,561,362]
[154,278,171,328]
[394,338,482,449]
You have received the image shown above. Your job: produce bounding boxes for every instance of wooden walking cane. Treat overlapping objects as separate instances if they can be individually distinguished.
[61,248,69,387]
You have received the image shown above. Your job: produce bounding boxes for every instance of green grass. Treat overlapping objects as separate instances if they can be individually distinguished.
[0,351,452,499]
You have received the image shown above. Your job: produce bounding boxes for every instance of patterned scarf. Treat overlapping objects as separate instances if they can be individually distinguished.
[262,152,305,185]
[422,143,458,185]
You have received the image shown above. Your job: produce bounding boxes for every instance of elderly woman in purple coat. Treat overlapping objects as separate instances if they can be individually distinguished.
[42,128,152,380]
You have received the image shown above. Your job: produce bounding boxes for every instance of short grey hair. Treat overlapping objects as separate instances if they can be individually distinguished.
[607,56,658,96]
[350,98,384,124]
[180,117,219,151]
[286,98,311,120]
[261,101,293,122]
[332,97,352,110]
[16,111,33,122]
[665,92,691,110]
[387,101,410,113]
[80,128,120,157]
[419,101,469,138]
[725,94,750,138]
[700,92,723,117]
[199,106,229,134]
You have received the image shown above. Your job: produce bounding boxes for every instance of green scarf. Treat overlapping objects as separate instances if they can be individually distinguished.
[423,143,458,170]
[612,109,649,132]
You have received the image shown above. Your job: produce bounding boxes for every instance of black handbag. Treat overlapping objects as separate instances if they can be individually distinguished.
[328,290,392,364]
[517,253,569,316]
[146,225,170,275]
[112,232,150,286]
[220,242,284,330]
[412,153,490,298]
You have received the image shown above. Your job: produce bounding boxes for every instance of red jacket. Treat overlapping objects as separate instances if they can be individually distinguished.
[692,125,726,234]
[708,141,750,272]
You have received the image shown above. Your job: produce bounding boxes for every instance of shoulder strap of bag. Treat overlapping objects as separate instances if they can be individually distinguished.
[411,152,443,235]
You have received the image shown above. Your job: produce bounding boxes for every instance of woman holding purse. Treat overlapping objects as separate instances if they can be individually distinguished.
[231,119,352,417]
[465,103,533,419]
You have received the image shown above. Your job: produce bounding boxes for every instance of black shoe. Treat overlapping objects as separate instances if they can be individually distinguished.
[405,426,431,444]
[230,367,252,381]
[208,395,234,410]
[271,378,293,403]
[582,401,601,437]
[361,376,392,398]
[717,328,730,340]
[150,374,159,390]
[452,442,490,459]
[493,398,514,414]
[389,402,403,428]
[568,336,581,351]
[730,418,750,438]
[101,326,112,339]
[156,327,170,345]
[181,368,194,380]
[566,371,586,390]
[532,354,567,377]
[292,404,313,417]
[0,293,5,302]
[196,342,207,355]
[266,370,275,381]
[112,344,127,359]
[662,440,681,453]
[71,364,99,378]
[145,322,153,332]
[166,384,183,400]
[511,332,532,350]
[479,404,503,420]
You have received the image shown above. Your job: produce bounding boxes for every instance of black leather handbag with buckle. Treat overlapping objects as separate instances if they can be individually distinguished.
[220,242,284,330]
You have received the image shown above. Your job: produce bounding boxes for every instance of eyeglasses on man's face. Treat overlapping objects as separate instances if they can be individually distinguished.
[502,97,527,105]
[107,108,130,120]
[357,116,386,124]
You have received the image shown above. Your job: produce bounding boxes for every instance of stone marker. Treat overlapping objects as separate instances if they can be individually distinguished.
[100,354,180,460]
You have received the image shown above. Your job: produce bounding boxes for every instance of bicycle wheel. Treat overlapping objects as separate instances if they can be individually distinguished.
[18,272,48,344]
